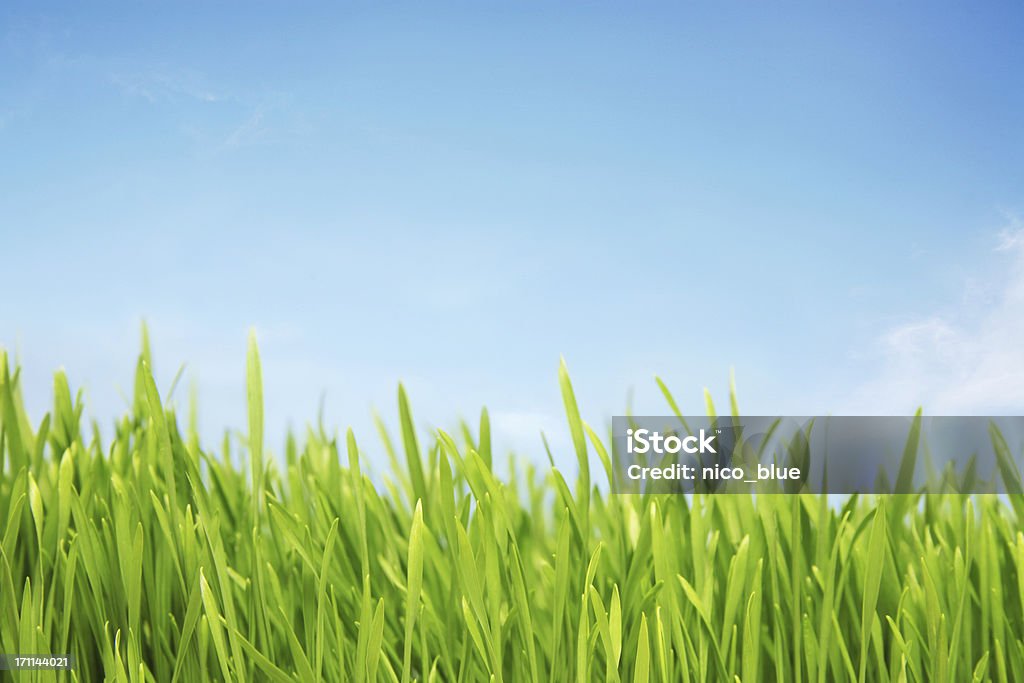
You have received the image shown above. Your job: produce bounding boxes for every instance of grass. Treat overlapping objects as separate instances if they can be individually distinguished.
[1,333,1024,682]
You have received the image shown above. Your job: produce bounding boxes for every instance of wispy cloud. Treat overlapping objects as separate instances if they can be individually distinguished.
[106,64,298,151]
[222,106,268,148]
[997,215,1024,252]
[848,215,1024,414]
[108,67,225,104]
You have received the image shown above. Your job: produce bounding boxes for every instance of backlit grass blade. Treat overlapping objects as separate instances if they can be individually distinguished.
[399,384,428,505]
[633,614,649,683]
[402,501,424,683]
[655,376,691,434]
[559,358,590,538]
[894,409,922,494]
[247,330,265,515]
[479,407,492,470]
[141,361,178,510]
[858,502,887,683]
[742,562,763,683]
[0,353,28,473]
[199,569,236,683]
[317,519,340,682]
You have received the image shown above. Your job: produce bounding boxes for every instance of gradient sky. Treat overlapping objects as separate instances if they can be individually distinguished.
[3,3,1024,470]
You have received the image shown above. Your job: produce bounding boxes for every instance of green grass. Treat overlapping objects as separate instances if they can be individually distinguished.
[2,334,1024,682]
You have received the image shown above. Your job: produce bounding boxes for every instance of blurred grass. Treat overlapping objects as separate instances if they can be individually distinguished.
[1,332,1023,682]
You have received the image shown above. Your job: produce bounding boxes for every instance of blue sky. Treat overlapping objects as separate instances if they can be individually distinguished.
[2,3,1023,469]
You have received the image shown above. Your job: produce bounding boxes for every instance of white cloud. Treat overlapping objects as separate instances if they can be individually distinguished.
[849,218,1024,414]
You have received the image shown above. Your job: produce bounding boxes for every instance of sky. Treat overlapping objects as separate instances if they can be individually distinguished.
[2,2,1024,471]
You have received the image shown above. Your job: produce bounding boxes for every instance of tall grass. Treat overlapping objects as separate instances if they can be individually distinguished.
[1,335,1022,682]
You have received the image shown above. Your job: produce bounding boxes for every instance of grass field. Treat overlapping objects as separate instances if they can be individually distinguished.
[1,334,1023,682]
